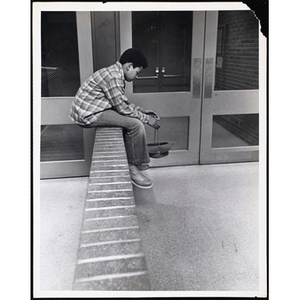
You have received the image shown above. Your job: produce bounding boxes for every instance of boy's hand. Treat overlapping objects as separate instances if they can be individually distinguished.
[144,110,160,120]
[147,116,160,130]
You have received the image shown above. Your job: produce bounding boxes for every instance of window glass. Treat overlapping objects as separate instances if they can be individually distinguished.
[41,125,84,161]
[212,114,259,148]
[145,117,189,150]
[41,12,81,97]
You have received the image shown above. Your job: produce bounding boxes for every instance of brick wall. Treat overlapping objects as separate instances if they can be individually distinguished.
[73,127,151,291]
[215,10,259,90]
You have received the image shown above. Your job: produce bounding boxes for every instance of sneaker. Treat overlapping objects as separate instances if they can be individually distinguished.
[137,164,150,172]
[129,165,153,189]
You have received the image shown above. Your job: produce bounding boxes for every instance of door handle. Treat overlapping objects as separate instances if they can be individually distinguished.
[161,67,181,78]
[136,67,159,80]
[162,74,182,78]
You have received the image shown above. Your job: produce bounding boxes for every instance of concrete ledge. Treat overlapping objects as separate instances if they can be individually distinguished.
[73,127,151,291]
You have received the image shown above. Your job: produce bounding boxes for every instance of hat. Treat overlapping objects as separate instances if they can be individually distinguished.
[147,141,175,158]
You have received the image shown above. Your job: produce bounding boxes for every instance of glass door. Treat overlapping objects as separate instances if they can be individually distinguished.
[132,11,192,93]
[120,11,206,167]
[200,11,259,164]
[39,11,95,178]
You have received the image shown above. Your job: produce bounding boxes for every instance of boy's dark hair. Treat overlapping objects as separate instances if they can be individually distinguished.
[119,48,148,69]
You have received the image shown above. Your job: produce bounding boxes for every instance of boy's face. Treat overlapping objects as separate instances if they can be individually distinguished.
[123,63,143,82]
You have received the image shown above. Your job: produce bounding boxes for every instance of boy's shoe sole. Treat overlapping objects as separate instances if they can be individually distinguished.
[131,179,153,189]
[137,165,150,172]
[138,168,150,172]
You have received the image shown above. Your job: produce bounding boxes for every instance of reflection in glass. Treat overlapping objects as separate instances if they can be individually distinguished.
[41,12,81,97]
[41,125,84,161]
[215,11,259,90]
[212,114,259,148]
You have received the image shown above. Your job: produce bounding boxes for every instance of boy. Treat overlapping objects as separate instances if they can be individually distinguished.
[70,48,160,189]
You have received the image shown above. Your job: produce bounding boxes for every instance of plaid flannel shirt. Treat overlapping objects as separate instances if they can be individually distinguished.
[69,61,149,126]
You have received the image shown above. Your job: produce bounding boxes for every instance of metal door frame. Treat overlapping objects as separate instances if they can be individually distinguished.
[37,12,95,179]
[199,11,259,164]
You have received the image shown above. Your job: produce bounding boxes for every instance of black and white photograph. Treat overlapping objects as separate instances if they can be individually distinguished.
[32,1,268,298]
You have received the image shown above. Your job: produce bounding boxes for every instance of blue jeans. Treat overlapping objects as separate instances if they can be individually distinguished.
[83,109,150,166]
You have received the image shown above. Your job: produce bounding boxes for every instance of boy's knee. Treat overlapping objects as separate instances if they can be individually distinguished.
[130,118,144,129]
[126,118,145,134]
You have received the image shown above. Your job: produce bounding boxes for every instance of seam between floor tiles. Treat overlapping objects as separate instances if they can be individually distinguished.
[73,127,151,291]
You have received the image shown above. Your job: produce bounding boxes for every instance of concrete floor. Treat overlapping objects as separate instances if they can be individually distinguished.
[38,177,88,290]
[38,162,262,293]
[133,163,260,291]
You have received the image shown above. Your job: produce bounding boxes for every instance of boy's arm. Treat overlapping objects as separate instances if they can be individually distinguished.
[105,78,150,123]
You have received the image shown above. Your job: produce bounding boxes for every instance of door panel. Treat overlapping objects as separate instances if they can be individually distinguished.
[200,11,259,164]
[120,11,205,167]
[40,11,95,179]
